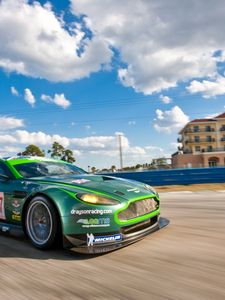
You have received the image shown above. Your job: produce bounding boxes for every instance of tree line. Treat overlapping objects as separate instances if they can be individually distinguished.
[18,142,75,163]
[17,143,170,171]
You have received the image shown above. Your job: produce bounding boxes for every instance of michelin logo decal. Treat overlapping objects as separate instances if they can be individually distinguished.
[87,233,122,246]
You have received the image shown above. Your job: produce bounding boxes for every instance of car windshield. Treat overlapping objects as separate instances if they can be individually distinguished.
[14,161,86,178]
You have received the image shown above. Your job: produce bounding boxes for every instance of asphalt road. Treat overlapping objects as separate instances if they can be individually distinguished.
[0,191,225,300]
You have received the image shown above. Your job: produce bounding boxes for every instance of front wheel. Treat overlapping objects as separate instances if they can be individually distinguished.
[25,196,58,249]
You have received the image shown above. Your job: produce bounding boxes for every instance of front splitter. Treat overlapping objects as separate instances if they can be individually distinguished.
[66,217,169,254]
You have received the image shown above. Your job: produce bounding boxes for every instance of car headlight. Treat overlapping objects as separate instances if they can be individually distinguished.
[76,193,119,205]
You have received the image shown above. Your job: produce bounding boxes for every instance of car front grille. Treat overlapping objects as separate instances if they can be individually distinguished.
[121,216,158,235]
[118,197,159,221]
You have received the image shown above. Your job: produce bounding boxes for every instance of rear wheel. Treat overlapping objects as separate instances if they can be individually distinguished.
[25,196,58,249]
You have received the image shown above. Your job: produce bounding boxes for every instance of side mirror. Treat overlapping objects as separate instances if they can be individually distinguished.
[0,174,10,181]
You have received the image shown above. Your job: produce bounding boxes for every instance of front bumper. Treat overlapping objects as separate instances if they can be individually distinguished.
[64,215,169,254]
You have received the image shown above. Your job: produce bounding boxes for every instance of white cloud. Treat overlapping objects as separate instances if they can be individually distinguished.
[187,76,225,98]
[0,116,24,130]
[1,145,21,154]
[0,129,173,168]
[159,95,172,104]
[40,95,52,103]
[0,130,140,156]
[15,130,70,148]
[85,125,91,130]
[0,130,125,152]
[71,135,130,150]
[71,0,223,94]
[73,150,82,157]
[205,112,221,118]
[125,146,146,155]
[24,88,35,107]
[170,142,180,150]
[11,86,19,96]
[153,106,189,134]
[145,146,164,153]
[0,0,112,82]
[41,93,71,109]
[2,0,225,96]
[1,0,224,94]
[0,134,17,144]
[115,131,124,136]
[54,94,71,109]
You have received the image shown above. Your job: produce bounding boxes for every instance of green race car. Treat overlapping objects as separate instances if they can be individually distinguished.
[0,156,164,254]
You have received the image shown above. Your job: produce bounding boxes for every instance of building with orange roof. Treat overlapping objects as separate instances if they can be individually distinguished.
[172,113,225,168]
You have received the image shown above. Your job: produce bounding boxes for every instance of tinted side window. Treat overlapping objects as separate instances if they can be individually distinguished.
[0,162,12,178]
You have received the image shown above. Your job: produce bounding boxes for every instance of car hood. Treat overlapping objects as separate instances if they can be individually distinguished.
[30,174,155,200]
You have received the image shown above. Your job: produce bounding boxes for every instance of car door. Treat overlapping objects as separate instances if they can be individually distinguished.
[0,162,26,225]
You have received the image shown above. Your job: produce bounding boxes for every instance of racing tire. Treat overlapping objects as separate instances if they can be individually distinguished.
[25,196,59,250]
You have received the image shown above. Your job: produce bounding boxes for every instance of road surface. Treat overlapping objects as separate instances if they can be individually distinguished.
[0,190,225,300]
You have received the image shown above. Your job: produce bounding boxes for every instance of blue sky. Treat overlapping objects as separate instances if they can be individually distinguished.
[0,0,225,170]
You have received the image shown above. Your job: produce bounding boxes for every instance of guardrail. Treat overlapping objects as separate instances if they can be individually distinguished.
[101,167,225,186]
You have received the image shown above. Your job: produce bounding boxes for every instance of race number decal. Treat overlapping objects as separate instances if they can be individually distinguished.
[0,192,6,220]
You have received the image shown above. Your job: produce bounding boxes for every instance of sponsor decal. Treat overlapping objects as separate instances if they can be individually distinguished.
[87,233,122,246]
[87,233,95,246]
[72,179,90,184]
[1,226,9,232]
[71,209,112,216]
[12,200,21,221]
[12,210,20,216]
[77,217,110,228]
[0,192,6,220]
[12,199,20,208]
[12,214,21,221]
[127,188,140,193]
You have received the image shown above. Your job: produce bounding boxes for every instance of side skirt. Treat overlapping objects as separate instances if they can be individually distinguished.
[0,222,24,236]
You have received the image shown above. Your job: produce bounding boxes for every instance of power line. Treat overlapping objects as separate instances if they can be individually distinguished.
[1,94,224,117]
[21,109,223,127]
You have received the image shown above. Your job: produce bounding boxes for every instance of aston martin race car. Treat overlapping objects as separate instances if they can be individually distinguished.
[0,156,163,253]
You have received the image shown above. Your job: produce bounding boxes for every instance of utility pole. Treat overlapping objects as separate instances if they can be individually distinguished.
[118,133,123,170]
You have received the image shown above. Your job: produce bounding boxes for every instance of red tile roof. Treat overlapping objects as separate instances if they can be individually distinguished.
[189,112,225,123]
[190,118,215,123]
[215,112,225,118]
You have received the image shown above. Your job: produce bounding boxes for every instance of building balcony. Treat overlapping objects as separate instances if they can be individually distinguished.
[183,148,225,154]
[184,128,216,134]
[186,138,216,143]
[206,128,215,132]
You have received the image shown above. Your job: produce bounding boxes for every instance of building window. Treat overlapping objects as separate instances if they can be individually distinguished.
[206,135,212,142]
[195,146,201,152]
[208,157,219,167]
[220,125,225,131]
[194,136,200,142]
[205,126,211,132]
[207,145,213,152]
[193,126,199,132]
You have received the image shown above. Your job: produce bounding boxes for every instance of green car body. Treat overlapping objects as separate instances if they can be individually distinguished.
[0,156,161,254]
